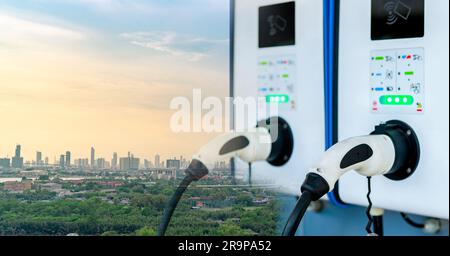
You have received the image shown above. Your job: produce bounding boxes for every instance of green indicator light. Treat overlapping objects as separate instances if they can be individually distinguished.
[375,56,384,61]
[282,74,289,78]
[266,95,290,104]
[380,95,414,105]
[260,61,268,65]
[405,71,414,75]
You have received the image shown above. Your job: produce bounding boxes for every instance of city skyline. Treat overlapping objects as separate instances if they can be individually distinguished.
[0,143,190,168]
[0,1,229,161]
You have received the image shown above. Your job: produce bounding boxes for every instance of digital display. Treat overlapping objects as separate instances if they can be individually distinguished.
[259,2,296,48]
[371,0,424,40]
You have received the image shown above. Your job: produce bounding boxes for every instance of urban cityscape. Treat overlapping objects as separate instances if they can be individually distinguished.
[0,144,279,236]
[0,144,195,171]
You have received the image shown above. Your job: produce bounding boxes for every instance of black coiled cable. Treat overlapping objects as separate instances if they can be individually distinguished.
[365,177,374,235]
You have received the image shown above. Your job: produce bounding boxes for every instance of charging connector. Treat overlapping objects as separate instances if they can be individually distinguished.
[282,120,420,236]
[157,117,294,236]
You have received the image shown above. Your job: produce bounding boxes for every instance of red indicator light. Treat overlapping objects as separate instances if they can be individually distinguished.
[407,55,412,59]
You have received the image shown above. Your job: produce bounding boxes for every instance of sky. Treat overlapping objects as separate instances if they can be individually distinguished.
[0,0,230,163]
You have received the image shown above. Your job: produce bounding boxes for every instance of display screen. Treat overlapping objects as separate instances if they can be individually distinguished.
[259,2,296,48]
[371,0,424,40]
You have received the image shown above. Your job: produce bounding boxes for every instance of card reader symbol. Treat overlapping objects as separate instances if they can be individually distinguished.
[267,15,288,36]
[384,1,412,25]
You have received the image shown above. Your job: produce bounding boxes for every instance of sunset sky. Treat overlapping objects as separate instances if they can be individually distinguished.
[0,0,230,163]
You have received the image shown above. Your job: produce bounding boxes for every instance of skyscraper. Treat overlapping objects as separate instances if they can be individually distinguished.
[119,152,140,171]
[166,159,181,170]
[96,158,106,169]
[65,151,71,167]
[90,147,95,168]
[36,151,42,166]
[59,155,65,168]
[0,158,11,169]
[11,145,24,169]
[155,154,160,168]
[112,152,118,169]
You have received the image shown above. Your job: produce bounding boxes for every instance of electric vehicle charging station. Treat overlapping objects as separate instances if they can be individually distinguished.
[337,0,449,219]
[232,0,326,194]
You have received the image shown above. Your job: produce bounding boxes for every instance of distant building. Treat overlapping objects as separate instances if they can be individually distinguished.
[36,151,42,166]
[0,158,11,169]
[44,157,49,165]
[59,155,65,168]
[112,152,118,170]
[94,181,124,188]
[11,145,24,169]
[166,159,181,170]
[155,154,160,168]
[90,147,95,168]
[149,169,177,180]
[75,158,89,168]
[3,181,32,192]
[119,152,140,171]
[97,158,106,169]
[65,151,71,167]
[40,183,63,192]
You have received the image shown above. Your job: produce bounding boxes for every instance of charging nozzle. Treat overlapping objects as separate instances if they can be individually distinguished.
[158,117,294,236]
[282,120,420,236]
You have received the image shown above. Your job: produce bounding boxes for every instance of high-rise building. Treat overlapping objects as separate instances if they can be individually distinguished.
[65,151,71,167]
[44,157,49,165]
[155,154,160,168]
[97,158,106,169]
[0,158,11,169]
[90,147,95,168]
[59,155,65,168]
[112,152,118,169]
[36,151,42,166]
[166,159,181,170]
[75,158,89,168]
[144,159,150,169]
[119,152,140,171]
[11,145,24,169]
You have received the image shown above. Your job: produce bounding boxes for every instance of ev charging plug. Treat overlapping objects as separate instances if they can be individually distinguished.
[282,120,420,236]
[158,117,294,236]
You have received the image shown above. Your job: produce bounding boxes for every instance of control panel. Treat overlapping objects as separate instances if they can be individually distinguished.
[370,48,424,114]
[233,0,325,194]
[258,55,297,112]
[337,0,449,219]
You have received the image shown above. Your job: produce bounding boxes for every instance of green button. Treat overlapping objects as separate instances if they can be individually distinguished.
[380,95,414,105]
[266,95,290,104]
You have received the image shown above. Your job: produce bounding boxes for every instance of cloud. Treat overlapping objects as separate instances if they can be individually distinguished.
[120,31,227,62]
[0,11,87,49]
[62,0,228,13]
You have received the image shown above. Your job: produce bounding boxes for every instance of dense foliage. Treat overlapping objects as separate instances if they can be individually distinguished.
[0,179,280,236]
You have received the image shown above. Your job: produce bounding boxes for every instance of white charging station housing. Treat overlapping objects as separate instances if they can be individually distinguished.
[338,0,449,219]
[232,0,325,194]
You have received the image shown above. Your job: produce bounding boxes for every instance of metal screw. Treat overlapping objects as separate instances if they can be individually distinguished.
[407,130,412,136]
[407,168,412,174]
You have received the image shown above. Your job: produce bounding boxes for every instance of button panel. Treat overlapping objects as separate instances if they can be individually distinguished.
[370,48,424,114]
[258,55,297,113]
